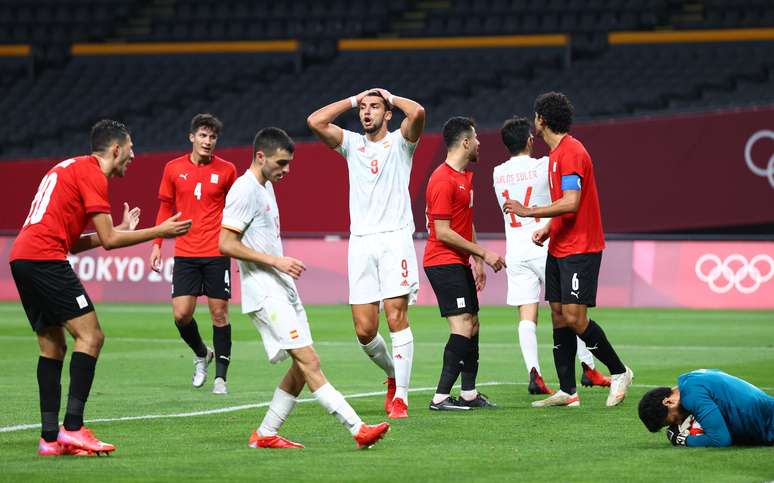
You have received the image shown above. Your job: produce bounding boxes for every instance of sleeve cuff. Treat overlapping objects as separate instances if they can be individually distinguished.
[221,220,245,233]
[85,204,111,214]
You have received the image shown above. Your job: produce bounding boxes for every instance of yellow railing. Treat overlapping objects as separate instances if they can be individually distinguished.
[609,28,774,44]
[0,45,32,57]
[70,40,299,55]
[339,34,568,51]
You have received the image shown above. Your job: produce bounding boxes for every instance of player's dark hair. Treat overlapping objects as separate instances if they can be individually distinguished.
[190,113,223,135]
[90,119,130,153]
[501,116,532,154]
[534,91,574,134]
[363,90,393,111]
[253,127,294,160]
[638,387,673,432]
[442,116,476,148]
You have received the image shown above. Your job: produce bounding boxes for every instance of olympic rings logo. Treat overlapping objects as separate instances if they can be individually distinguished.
[744,130,774,189]
[695,254,774,294]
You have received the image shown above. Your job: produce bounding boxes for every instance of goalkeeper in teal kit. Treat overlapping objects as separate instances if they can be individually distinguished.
[638,369,774,447]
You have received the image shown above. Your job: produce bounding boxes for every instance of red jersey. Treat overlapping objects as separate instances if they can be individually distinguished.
[155,154,236,257]
[547,135,605,258]
[423,162,475,267]
[10,156,111,261]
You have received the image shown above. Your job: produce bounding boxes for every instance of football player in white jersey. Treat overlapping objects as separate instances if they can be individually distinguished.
[219,127,389,449]
[308,88,425,419]
[493,117,610,395]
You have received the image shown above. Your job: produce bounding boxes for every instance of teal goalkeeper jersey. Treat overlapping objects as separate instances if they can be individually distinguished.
[678,369,774,447]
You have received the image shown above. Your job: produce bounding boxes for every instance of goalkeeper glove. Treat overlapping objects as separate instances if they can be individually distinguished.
[666,425,688,446]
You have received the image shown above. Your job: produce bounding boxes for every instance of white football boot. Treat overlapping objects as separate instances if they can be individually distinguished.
[212,377,228,395]
[606,366,634,407]
[192,348,214,388]
[531,390,580,408]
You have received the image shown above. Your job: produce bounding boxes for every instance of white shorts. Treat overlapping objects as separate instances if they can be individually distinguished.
[506,256,546,306]
[248,296,313,364]
[348,226,419,305]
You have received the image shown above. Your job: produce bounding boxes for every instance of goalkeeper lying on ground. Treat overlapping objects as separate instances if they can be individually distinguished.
[638,369,774,447]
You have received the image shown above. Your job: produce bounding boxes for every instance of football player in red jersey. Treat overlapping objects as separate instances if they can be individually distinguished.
[503,92,633,408]
[424,117,505,411]
[9,120,191,456]
[149,114,237,395]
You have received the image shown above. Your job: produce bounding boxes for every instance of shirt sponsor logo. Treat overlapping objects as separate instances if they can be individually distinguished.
[695,253,774,294]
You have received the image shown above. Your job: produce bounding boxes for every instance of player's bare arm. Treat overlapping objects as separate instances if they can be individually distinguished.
[374,88,426,143]
[307,89,372,148]
[503,188,580,218]
[434,219,505,272]
[471,225,487,291]
[71,202,142,254]
[92,212,191,250]
[531,223,551,247]
[218,227,306,279]
[149,199,175,272]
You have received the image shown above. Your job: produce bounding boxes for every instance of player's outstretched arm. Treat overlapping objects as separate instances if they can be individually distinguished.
[434,219,505,272]
[89,211,191,251]
[307,90,370,148]
[219,227,306,279]
[376,88,425,143]
[504,189,580,219]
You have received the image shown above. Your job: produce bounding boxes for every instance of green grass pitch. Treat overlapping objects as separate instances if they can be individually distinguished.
[0,302,772,482]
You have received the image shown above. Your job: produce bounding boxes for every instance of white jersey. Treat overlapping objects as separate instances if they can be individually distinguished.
[221,170,299,314]
[336,128,417,235]
[493,155,551,262]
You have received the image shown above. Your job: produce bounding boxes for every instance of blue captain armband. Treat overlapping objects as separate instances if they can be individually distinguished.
[561,174,581,190]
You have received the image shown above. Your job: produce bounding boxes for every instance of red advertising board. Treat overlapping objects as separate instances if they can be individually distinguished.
[2,106,773,235]
[1,237,772,309]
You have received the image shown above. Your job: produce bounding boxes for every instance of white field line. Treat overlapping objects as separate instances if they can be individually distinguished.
[0,335,771,352]
[3,380,772,434]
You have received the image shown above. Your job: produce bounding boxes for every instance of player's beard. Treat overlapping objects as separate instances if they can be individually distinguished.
[469,150,479,164]
[363,118,383,134]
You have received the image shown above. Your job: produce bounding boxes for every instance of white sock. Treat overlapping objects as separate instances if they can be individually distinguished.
[313,383,363,436]
[460,389,478,401]
[518,320,540,376]
[576,337,595,368]
[432,393,449,404]
[258,387,297,437]
[390,327,413,403]
[360,333,395,378]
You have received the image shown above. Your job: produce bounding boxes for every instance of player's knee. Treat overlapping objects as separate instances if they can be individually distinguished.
[298,353,321,376]
[173,311,194,326]
[80,329,104,353]
[385,310,407,329]
[354,323,377,342]
[46,343,67,360]
[562,312,581,328]
[210,307,229,326]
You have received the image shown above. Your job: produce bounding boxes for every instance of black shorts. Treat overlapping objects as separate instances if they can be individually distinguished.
[424,264,479,317]
[545,251,602,307]
[10,260,95,333]
[172,256,231,299]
